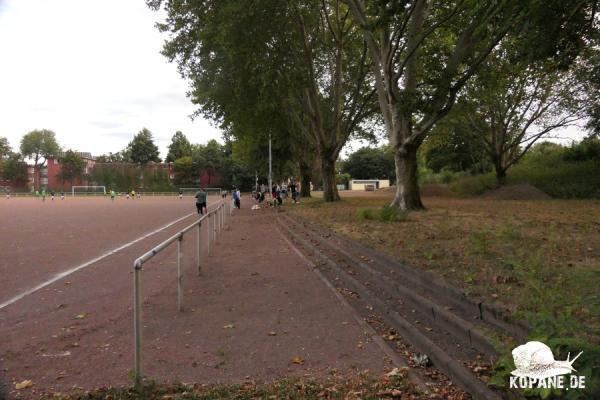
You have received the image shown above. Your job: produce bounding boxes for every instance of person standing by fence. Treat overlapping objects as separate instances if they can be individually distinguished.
[232,187,241,209]
[195,188,207,214]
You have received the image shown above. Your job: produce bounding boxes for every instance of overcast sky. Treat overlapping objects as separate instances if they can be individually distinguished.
[0,0,222,160]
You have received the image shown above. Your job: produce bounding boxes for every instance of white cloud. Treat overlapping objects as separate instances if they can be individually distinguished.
[0,0,222,159]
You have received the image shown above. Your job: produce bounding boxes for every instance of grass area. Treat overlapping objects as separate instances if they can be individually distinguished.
[448,155,600,199]
[292,194,600,341]
[38,373,426,400]
[289,193,600,397]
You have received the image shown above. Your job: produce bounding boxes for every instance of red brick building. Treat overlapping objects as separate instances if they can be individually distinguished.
[29,152,96,191]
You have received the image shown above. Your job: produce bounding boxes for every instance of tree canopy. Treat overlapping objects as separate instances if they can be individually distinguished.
[148,0,378,201]
[147,0,599,207]
[343,0,598,210]
[0,137,11,159]
[342,146,395,181]
[0,153,28,185]
[57,150,86,183]
[125,128,161,165]
[20,129,60,169]
[166,131,192,163]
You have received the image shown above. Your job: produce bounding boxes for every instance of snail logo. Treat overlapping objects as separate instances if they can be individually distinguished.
[509,341,586,390]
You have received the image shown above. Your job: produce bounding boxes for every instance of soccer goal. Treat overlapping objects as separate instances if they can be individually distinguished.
[72,186,107,196]
[179,187,222,197]
[204,187,223,197]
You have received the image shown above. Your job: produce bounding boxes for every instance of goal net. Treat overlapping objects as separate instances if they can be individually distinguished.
[72,186,107,196]
[179,187,222,197]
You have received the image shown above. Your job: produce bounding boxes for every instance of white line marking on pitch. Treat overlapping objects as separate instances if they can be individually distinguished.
[0,212,196,310]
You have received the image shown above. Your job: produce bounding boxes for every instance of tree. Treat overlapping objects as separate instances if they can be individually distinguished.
[1,153,28,185]
[343,146,395,180]
[126,128,161,165]
[0,137,11,159]
[286,1,378,201]
[344,0,598,210]
[423,112,491,174]
[148,0,377,202]
[96,152,128,163]
[173,156,196,185]
[20,129,60,171]
[192,140,226,186]
[57,150,86,183]
[453,46,588,183]
[166,131,192,163]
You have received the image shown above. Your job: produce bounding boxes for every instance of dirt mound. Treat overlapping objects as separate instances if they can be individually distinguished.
[479,183,551,200]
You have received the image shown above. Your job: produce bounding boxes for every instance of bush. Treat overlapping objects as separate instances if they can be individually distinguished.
[563,138,600,162]
[357,208,374,220]
[449,155,600,199]
[449,173,498,197]
[419,167,468,185]
[379,205,407,222]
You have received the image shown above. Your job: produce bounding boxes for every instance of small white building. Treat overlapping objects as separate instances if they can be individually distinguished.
[349,179,390,191]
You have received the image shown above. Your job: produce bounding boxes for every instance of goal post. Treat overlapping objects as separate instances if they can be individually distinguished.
[71,186,107,196]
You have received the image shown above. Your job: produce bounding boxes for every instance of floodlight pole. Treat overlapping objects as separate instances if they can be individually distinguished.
[268,134,272,198]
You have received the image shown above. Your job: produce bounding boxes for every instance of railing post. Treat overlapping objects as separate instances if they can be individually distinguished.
[218,206,222,235]
[207,214,211,255]
[177,235,183,312]
[213,210,217,243]
[133,261,143,387]
[197,221,202,275]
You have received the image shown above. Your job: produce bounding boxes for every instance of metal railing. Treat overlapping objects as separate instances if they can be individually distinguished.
[132,200,230,386]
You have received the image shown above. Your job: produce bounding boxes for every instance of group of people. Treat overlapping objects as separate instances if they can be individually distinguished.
[32,189,65,201]
[249,182,299,208]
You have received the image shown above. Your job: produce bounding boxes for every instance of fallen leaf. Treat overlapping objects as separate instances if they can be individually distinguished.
[267,331,277,336]
[377,389,402,397]
[74,313,87,319]
[291,356,304,365]
[223,323,235,329]
[15,380,33,389]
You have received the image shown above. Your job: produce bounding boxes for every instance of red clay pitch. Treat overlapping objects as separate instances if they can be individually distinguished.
[0,197,391,399]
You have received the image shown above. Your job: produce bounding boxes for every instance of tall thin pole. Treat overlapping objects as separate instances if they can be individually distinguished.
[268,134,272,198]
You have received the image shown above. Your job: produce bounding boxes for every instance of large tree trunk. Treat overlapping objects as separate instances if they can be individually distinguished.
[321,156,340,202]
[390,147,424,211]
[299,162,312,198]
[492,154,508,184]
[495,165,507,184]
